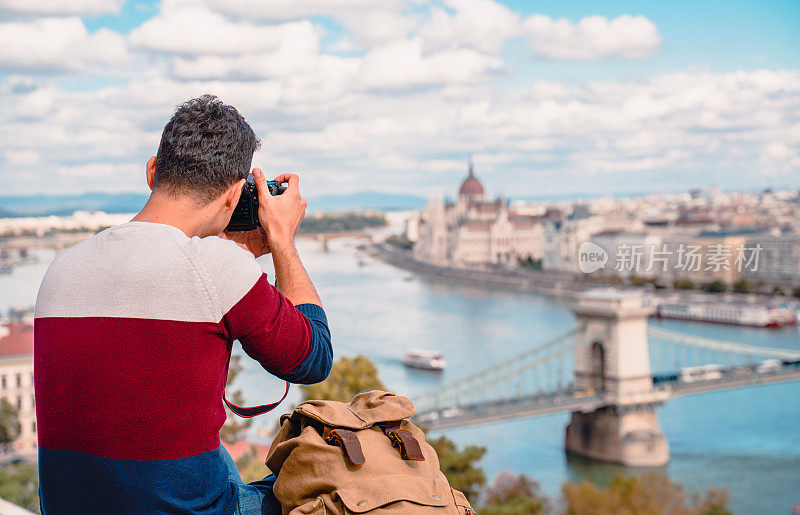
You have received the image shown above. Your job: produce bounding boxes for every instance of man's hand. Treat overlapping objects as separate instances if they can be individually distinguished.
[219,227,271,258]
[252,168,307,250]
[250,167,320,306]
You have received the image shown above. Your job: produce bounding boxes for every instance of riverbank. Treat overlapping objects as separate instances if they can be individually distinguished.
[364,242,591,299]
[365,243,800,327]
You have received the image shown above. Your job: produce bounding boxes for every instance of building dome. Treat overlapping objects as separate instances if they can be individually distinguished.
[458,160,484,198]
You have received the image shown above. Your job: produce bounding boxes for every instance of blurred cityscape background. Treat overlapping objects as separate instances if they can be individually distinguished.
[1,0,799,513]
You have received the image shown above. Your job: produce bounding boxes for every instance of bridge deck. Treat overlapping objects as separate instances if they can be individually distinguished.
[416,367,800,431]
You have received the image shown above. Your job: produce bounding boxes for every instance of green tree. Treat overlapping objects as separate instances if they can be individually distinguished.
[220,355,252,444]
[0,462,40,513]
[732,279,752,293]
[386,234,414,250]
[0,398,21,448]
[235,446,271,484]
[518,257,542,270]
[0,462,39,513]
[298,212,387,234]
[702,280,727,293]
[0,400,39,513]
[429,435,486,504]
[563,474,730,515]
[674,278,695,290]
[478,471,548,515]
[301,355,386,402]
[629,275,656,287]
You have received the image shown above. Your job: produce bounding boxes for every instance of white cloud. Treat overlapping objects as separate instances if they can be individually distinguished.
[169,21,321,80]
[339,10,420,47]
[1,84,56,119]
[0,17,127,72]
[418,0,521,53]
[523,14,661,60]
[357,38,504,89]
[128,0,506,90]
[0,0,122,16]
[0,1,796,197]
[129,1,319,57]
[4,150,40,166]
[3,68,798,195]
[206,0,411,21]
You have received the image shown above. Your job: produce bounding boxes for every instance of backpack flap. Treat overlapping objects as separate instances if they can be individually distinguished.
[293,391,416,430]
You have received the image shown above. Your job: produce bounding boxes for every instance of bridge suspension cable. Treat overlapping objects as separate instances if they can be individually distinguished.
[647,327,800,360]
[415,327,583,411]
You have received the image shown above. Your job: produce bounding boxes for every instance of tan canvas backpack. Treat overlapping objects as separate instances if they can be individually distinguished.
[266,390,476,514]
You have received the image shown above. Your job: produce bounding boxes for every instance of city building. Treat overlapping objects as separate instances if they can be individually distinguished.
[0,323,36,457]
[542,206,604,273]
[744,233,800,287]
[542,206,636,275]
[409,179,800,284]
[590,231,664,278]
[412,162,543,267]
[687,231,756,285]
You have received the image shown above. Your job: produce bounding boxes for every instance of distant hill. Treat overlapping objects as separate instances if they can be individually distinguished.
[0,193,149,217]
[308,191,426,212]
[0,191,427,217]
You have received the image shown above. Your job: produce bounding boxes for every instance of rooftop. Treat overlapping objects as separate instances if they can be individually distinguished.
[0,323,34,359]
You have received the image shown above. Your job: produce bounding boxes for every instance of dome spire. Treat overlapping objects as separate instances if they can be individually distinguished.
[458,157,485,200]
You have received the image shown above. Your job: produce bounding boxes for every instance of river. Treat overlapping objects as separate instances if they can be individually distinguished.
[2,230,798,514]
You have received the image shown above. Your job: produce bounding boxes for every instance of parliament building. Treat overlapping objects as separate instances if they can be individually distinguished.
[410,163,543,267]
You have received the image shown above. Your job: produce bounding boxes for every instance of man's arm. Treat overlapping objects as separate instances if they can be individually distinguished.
[253,169,321,307]
[220,169,331,384]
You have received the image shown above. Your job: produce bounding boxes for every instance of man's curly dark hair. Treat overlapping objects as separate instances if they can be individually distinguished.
[154,94,261,204]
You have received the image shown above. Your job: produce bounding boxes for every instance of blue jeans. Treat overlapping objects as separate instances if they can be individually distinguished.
[221,445,282,515]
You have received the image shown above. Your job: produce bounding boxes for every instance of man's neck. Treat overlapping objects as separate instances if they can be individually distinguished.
[132,192,217,238]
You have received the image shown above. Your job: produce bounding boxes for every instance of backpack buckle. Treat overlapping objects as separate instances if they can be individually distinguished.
[381,423,425,461]
[322,426,366,466]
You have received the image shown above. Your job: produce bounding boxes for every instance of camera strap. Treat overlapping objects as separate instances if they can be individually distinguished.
[224,381,290,418]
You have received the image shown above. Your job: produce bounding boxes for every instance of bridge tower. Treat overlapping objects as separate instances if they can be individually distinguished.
[565,289,669,467]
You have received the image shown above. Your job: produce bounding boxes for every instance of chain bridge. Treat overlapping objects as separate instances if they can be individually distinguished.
[413,290,800,466]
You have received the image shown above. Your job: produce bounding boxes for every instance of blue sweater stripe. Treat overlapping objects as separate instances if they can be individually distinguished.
[38,446,236,514]
[280,304,333,384]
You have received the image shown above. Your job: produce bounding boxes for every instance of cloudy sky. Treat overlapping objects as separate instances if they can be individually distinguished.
[0,0,798,199]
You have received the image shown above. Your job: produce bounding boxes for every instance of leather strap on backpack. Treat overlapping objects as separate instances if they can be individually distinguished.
[323,426,366,465]
[381,421,425,461]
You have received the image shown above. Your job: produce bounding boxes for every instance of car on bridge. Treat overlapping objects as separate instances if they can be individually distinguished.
[731,366,753,377]
[680,364,724,383]
[652,373,678,385]
[572,388,595,399]
[755,359,782,374]
[441,406,463,418]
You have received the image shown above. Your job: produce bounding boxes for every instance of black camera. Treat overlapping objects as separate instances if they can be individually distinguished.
[225,174,285,231]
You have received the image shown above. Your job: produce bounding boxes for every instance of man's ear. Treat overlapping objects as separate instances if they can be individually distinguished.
[145,156,157,191]
[224,178,246,211]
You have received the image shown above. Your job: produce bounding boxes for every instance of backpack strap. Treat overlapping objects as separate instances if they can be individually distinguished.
[322,426,366,465]
[224,381,290,418]
[381,421,425,461]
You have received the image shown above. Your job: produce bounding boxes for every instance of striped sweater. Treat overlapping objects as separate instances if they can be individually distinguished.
[34,221,332,514]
